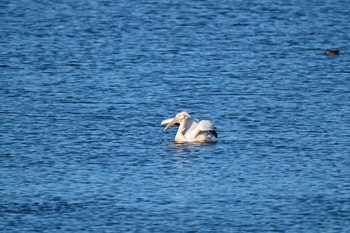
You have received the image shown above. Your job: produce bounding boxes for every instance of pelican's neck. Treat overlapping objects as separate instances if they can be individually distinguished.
[175,121,187,142]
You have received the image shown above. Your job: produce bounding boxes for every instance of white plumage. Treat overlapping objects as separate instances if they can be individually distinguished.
[161,112,218,143]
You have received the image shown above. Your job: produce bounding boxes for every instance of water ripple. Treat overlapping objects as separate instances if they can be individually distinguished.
[1,0,349,232]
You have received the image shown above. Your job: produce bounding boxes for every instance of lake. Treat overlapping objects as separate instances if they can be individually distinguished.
[1,0,349,232]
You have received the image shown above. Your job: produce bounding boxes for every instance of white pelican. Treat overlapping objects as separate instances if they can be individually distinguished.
[161,112,218,143]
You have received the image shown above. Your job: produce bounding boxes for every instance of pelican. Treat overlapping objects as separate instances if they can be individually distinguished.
[161,112,218,143]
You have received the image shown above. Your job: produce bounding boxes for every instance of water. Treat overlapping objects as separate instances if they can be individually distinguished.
[1,0,350,232]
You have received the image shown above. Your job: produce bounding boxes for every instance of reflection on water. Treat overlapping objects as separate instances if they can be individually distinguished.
[165,141,218,155]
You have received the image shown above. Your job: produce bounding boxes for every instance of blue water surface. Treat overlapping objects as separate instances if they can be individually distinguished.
[1,0,350,232]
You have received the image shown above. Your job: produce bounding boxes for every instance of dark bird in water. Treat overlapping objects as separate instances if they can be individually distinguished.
[325,49,340,56]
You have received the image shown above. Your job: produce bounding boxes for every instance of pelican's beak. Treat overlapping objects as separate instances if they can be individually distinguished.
[163,117,180,131]
[161,118,174,126]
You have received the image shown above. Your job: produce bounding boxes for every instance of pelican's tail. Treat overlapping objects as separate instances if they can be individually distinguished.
[210,130,218,138]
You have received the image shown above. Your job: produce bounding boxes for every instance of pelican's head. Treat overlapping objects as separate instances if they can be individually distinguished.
[162,112,190,131]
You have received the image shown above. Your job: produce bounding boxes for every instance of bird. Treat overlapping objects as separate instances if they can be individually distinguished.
[325,49,340,56]
[161,112,218,143]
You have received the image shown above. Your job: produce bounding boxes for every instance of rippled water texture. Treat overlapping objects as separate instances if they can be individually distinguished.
[1,0,350,232]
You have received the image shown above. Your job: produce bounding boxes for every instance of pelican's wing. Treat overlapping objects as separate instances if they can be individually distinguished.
[197,120,218,138]
[182,118,198,137]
